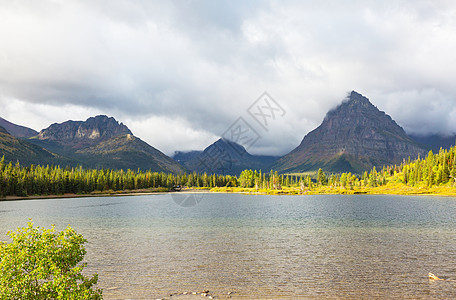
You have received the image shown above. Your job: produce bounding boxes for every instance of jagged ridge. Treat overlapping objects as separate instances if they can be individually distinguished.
[27,115,184,173]
[37,115,132,144]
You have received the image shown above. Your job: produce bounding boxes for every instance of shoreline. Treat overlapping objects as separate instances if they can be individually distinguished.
[0,188,213,202]
[209,186,456,197]
[2,186,456,202]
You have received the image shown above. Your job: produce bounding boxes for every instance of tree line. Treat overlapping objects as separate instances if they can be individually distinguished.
[234,146,456,190]
[1,145,455,197]
[0,156,233,197]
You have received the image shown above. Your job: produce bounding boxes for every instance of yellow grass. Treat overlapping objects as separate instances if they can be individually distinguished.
[210,183,456,196]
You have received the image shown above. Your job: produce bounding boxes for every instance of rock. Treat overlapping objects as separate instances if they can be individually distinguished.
[38,115,132,143]
[274,91,426,173]
[429,272,444,280]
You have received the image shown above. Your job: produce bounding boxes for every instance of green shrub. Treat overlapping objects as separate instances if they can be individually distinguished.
[0,221,102,299]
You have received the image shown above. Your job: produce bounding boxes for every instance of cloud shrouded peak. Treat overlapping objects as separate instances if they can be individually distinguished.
[1,0,455,155]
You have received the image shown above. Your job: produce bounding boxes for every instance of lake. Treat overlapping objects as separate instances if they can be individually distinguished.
[1,193,456,299]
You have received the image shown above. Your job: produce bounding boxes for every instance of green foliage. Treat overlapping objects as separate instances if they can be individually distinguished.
[239,169,254,188]
[0,157,233,197]
[317,168,326,186]
[0,221,102,299]
[1,143,455,197]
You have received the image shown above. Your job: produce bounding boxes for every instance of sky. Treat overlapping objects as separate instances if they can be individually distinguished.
[1,0,456,156]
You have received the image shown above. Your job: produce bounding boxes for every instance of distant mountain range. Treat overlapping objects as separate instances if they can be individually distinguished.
[409,134,456,153]
[1,91,455,174]
[173,138,278,175]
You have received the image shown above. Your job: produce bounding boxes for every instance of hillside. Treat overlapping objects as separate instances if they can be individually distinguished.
[0,126,67,166]
[75,134,185,173]
[0,117,38,138]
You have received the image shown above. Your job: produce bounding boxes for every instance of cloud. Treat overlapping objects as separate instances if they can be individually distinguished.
[0,98,104,133]
[125,115,219,156]
[1,0,456,156]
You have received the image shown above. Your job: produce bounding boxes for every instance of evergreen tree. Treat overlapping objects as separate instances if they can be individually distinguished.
[317,168,326,186]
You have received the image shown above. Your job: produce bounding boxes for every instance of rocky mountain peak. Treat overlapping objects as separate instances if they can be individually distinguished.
[37,115,132,143]
[275,91,426,173]
[325,91,383,121]
[318,91,402,140]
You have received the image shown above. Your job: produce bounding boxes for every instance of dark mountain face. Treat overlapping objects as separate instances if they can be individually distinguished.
[25,115,184,173]
[410,134,456,153]
[275,91,427,174]
[173,150,203,164]
[181,138,278,175]
[73,134,185,173]
[0,126,69,166]
[0,117,38,138]
[37,115,132,146]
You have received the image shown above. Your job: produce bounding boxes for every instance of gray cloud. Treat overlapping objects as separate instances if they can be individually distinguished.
[1,0,456,155]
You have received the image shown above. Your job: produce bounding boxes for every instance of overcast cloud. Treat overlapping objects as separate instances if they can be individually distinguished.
[1,0,456,155]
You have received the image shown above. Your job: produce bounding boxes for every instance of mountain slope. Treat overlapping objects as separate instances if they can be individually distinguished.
[0,126,66,165]
[28,115,184,173]
[181,138,278,175]
[275,91,426,174]
[75,134,185,173]
[173,150,203,164]
[0,117,38,138]
[410,134,456,153]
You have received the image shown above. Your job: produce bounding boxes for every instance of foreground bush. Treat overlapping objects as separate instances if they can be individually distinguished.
[0,221,102,299]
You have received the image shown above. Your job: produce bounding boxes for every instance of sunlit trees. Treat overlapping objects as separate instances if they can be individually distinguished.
[1,143,456,197]
[0,221,102,299]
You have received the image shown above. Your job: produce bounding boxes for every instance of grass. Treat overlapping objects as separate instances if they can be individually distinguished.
[210,183,456,196]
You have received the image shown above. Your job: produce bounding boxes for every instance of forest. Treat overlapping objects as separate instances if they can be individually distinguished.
[0,156,233,197]
[1,145,455,198]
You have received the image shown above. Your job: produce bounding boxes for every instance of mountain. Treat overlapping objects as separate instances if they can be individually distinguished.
[274,91,427,174]
[409,134,456,153]
[0,117,38,138]
[180,138,278,175]
[28,115,184,173]
[36,115,132,146]
[173,150,203,164]
[0,126,66,165]
[74,134,185,173]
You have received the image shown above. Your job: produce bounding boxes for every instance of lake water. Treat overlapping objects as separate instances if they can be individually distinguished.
[1,193,456,299]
